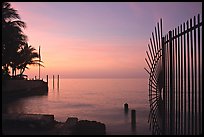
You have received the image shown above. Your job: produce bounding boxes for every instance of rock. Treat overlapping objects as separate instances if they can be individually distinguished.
[53,117,78,135]
[64,117,78,129]
[2,113,55,133]
[2,114,106,135]
[73,120,106,135]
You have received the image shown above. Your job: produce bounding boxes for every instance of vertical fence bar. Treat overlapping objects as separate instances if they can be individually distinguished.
[183,22,187,135]
[177,25,181,135]
[168,35,170,135]
[197,14,201,135]
[193,16,197,135]
[186,20,191,135]
[175,28,179,134]
[180,24,183,135]
[168,35,171,135]
[173,30,175,135]
[162,37,166,135]
[190,18,194,135]
[169,30,175,135]
[166,37,168,135]
[168,34,170,135]
[173,29,178,134]
[164,36,167,134]
[172,30,176,135]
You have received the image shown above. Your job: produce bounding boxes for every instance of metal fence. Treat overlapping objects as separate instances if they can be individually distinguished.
[145,14,202,135]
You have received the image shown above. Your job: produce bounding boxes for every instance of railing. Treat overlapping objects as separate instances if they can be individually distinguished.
[145,14,202,135]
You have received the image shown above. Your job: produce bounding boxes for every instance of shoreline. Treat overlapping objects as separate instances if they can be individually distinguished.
[2,80,106,135]
[2,79,48,103]
[1,78,150,135]
[2,113,106,135]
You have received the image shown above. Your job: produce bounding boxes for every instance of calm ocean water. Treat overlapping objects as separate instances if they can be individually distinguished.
[3,78,152,135]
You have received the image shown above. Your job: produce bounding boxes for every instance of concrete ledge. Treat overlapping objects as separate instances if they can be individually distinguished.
[2,80,48,102]
[2,114,55,128]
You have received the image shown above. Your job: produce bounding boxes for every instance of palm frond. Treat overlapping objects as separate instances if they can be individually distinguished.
[2,2,20,21]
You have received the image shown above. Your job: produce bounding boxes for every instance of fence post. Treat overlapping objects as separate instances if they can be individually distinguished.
[169,31,175,135]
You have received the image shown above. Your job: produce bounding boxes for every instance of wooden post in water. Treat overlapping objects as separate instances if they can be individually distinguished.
[57,75,59,89]
[124,103,129,113]
[131,109,136,124]
[131,109,136,132]
[53,75,54,89]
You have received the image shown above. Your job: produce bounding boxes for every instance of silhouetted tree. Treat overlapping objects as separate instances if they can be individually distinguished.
[2,2,27,78]
[2,2,43,79]
[16,43,44,77]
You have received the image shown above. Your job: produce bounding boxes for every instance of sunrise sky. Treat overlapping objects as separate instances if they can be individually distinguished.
[10,2,202,79]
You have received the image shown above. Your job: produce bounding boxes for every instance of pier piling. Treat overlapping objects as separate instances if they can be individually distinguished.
[53,75,54,89]
[124,103,129,113]
[131,109,136,125]
[57,75,59,89]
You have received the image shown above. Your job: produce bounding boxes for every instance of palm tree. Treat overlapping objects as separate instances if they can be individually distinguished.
[2,2,44,79]
[16,43,44,77]
[2,2,27,78]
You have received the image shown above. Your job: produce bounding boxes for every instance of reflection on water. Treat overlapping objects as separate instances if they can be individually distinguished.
[3,78,151,135]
